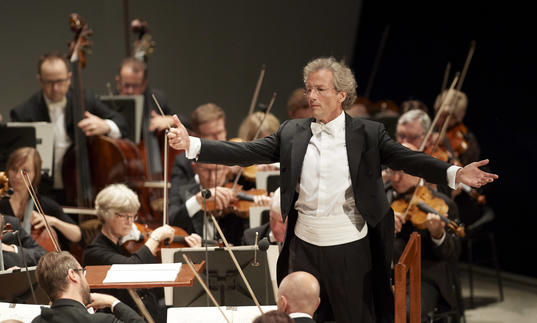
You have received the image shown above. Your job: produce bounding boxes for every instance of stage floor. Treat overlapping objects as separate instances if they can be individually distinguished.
[460,264,537,322]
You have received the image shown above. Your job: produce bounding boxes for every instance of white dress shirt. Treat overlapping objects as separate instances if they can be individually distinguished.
[44,95,121,189]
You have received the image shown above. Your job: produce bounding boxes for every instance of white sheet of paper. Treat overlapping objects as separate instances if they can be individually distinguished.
[103,263,182,283]
[167,306,277,323]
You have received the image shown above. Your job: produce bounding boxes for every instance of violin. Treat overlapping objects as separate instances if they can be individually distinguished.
[391,185,465,238]
[122,222,188,255]
[446,122,469,156]
[201,184,268,219]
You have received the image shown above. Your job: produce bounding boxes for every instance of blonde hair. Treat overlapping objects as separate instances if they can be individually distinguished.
[95,184,140,222]
[190,103,225,133]
[238,112,280,141]
[433,90,468,123]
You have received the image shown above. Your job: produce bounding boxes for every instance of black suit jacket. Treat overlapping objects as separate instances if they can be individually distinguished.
[197,114,451,320]
[31,298,144,323]
[1,215,46,268]
[168,153,200,235]
[10,88,129,140]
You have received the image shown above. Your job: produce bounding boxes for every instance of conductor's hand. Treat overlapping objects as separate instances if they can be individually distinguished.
[455,159,498,188]
[168,114,190,151]
[86,293,118,310]
[78,111,110,136]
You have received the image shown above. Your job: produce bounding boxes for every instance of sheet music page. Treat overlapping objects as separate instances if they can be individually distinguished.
[166,306,277,323]
[103,263,182,283]
[0,302,47,323]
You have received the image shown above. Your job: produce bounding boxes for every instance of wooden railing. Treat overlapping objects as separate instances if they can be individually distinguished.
[394,232,421,323]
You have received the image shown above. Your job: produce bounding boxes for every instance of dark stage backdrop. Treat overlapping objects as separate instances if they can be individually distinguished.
[0,0,361,134]
[353,1,537,278]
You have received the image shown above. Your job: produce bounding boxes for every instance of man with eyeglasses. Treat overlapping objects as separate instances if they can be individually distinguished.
[167,57,498,323]
[33,251,144,323]
[10,52,129,203]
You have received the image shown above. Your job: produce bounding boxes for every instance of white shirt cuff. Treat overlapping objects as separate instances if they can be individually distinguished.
[11,245,18,253]
[186,195,202,217]
[431,231,446,246]
[185,136,201,159]
[105,120,121,139]
[446,165,462,189]
[111,300,121,312]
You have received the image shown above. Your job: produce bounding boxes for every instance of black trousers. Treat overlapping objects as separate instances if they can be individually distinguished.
[289,235,375,323]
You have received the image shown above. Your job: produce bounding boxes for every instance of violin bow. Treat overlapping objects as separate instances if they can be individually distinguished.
[151,93,172,227]
[230,92,277,193]
[20,170,61,253]
[248,64,267,116]
[456,40,476,92]
[183,254,231,323]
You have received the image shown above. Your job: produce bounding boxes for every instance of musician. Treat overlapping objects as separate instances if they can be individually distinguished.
[9,52,129,202]
[253,310,294,323]
[0,147,81,251]
[287,88,313,119]
[243,187,286,246]
[386,143,463,320]
[82,184,200,323]
[277,271,320,323]
[433,89,481,166]
[167,57,498,323]
[169,161,269,246]
[1,213,46,270]
[33,251,144,323]
[170,103,228,193]
[395,109,432,150]
[399,99,429,115]
[238,111,280,141]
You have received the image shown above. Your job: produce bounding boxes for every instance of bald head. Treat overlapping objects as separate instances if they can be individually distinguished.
[277,271,320,316]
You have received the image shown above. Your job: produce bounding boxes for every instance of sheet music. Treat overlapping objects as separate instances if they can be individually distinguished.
[167,306,277,323]
[0,302,47,323]
[103,263,182,283]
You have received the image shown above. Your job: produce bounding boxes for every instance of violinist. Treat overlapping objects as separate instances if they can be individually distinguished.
[10,52,129,203]
[242,187,286,247]
[385,142,462,321]
[433,89,481,166]
[1,213,45,270]
[0,147,81,251]
[82,184,200,323]
[169,162,270,246]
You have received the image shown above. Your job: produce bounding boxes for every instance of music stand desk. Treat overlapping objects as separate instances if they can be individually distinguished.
[85,262,205,289]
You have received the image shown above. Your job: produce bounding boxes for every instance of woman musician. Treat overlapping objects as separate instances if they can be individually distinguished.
[1,147,81,251]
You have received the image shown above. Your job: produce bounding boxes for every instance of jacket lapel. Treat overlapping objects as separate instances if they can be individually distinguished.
[345,114,366,188]
[290,119,313,192]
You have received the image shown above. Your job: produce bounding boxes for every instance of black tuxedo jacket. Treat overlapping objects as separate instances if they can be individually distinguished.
[10,88,129,140]
[197,114,450,320]
[31,298,144,323]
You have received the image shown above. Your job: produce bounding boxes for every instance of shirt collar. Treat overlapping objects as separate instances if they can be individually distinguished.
[44,94,67,113]
[313,111,345,134]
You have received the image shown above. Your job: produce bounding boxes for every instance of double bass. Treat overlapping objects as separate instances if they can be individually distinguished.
[61,14,145,243]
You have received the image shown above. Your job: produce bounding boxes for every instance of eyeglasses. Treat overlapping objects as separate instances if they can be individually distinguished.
[303,86,337,97]
[395,132,424,143]
[73,267,86,277]
[40,78,69,87]
[116,213,138,222]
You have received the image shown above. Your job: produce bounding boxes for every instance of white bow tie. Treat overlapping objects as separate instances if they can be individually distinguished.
[310,122,333,136]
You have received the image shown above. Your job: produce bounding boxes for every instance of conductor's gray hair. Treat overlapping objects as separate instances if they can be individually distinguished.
[303,57,357,109]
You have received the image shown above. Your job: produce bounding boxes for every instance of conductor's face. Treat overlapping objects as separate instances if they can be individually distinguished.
[305,69,346,123]
[38,58,71,103]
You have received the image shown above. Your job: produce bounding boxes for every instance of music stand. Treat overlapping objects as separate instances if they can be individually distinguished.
[5,122,54,177]
[255,170,279,192]
[170,246,275,307]
[0,266,50,304]
[99,94,144,143]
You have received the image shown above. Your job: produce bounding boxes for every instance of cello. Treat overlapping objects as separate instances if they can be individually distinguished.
[61,13,146,244]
